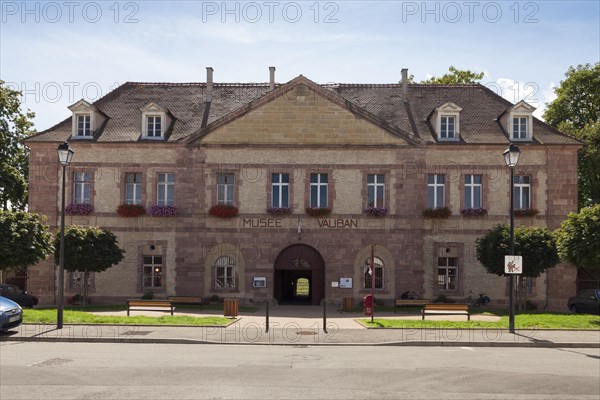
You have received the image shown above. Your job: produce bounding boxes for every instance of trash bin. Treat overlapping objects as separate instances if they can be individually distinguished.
[343,297,354,312]
[363,295,373,316]
[223,298,239,317]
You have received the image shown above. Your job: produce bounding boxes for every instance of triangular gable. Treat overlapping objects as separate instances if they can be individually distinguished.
[435,102,463,112]
[509,100,536,113]
[185,75,420,146]
[68,99,97,112]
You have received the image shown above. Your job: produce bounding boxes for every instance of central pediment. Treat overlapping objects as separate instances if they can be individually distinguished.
[190,77,413,146]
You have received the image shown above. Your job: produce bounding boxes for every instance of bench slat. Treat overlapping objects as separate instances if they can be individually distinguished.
[127,300,174,316]
[422,303,470,321]
[394,299,428,313]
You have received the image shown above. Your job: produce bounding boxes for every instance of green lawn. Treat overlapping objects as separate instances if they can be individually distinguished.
[359,312,600,330]
[23,308,234,326]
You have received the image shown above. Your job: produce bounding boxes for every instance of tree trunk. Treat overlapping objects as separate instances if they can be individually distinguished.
[83,270,89,306]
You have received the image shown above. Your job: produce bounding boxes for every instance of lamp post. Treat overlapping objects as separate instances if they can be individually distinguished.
[503,143,520,334]
[57,142,74,329]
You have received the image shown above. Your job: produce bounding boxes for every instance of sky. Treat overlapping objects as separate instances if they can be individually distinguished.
[1,0,599,131]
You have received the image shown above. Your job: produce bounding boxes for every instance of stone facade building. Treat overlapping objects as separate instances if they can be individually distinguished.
[24,68,581,310]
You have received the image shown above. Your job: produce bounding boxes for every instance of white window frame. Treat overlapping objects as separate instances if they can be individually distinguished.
[434,102,461,141]
[440,115,456,139]
[465,174,482,209]
[217,173,234,205]
[513,175,531,210]
[310,173,328,208]
[364,256,384,290]
[271,173,289,208]
[146,115,162,138]
[512,116,529,140]
[157,173,174,206]
[427,174,445,209]
[76,114,92,137]
[73,172,91,204]
[367,174,385,208]
[142,255,163,289]
[215,256,235,289]
[506,101,535,141]
[140,102,169,140]
[125,173,143,205]
[437,257,458,291]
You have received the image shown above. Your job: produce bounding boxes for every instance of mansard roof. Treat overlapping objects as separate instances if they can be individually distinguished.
[25,76,580,145]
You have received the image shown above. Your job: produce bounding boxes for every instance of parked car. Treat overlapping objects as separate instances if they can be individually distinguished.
[0,296,23,332]
[0,284,38,308]
[567,289,600,315]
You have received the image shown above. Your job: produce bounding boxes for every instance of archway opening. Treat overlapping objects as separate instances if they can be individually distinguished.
[274,244,324,306]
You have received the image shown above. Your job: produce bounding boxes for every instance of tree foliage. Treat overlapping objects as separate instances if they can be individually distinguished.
[556,204,600,269]
[476,224,559,277]
[54,226,125,305]
[543,63,600,130]
[0,81,36,210]
[420,66,484,84]
[0,210,53,273]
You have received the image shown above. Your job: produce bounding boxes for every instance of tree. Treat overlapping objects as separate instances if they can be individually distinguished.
[543,63,600,208]
[543,63,600,130]
[54,226,125,305]
[0,81,37,210]
[0,210,53,278]
[476,224,559,309]
[556,204,600,270]
[420,66,484,84]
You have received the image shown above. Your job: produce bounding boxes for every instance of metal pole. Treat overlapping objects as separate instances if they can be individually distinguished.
[509,167,515,334]
[371,244,375,324]
[265,301,269,333]
[57,163,66,329]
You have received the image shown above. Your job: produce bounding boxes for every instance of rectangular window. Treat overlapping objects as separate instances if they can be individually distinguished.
[125,173,143,205]
[147,116,162,137]
[465,175,482,209]
[215,256,235,289]
[217,173,234,205]
[513,175,531,209]
[73,172,91,204]
[142,256,162,289]
[367,174,385,208]
[157,173,174,206]
[437,257,458,290]
[364,258,384,290]
[77,115,91,136]
[440,116,455,139]
[271,173,289,208]
[310,173,328,208]
[427,174,445,209]
[513,117,528,140]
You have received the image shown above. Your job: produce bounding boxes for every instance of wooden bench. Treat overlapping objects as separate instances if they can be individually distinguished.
[127,300,174,316]
[394,299,428,313]
[167,296,203,310]
[422,303,470,320]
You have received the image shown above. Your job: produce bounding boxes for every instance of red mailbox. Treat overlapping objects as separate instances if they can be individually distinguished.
[363,295,373,316]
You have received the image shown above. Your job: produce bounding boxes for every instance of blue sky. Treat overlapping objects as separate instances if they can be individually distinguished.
[1,0,598,130]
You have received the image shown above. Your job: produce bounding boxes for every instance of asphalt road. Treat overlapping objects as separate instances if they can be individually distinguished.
[1,342,599,400]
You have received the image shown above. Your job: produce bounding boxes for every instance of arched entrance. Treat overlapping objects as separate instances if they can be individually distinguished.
[274,244,325,305]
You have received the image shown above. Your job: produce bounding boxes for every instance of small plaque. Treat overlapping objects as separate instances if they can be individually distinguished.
[505,256,523,274]
[339,278,352,288]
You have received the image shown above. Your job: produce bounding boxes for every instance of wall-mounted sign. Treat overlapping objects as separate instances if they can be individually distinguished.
[339,278,352,288]
[331,281,339,288]
[253,277,267,287]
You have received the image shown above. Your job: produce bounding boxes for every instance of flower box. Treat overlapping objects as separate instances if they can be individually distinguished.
[460,208,488,217]
[305,207,332,217]
[267,207,291,215]
[364,207,388,217]
[423,207,451,219]
[148,205,177,217]
[515,208,539,217]
[209,204,239,218]
[116,204,146,218]
[65,203,93,216]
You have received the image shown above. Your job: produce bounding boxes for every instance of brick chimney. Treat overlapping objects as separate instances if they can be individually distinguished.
[269,66,276,91]
[206,67,214,98]
[401,68,408,102]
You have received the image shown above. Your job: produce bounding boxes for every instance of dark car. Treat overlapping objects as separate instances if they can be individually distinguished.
[0,284,38,308]
[567,289,600,315]
[0,296,23,332]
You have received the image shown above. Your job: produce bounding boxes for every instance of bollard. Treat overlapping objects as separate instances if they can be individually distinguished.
[265,301,269,333]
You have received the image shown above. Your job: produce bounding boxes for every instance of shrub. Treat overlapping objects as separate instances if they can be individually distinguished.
[364,207,388,217]
[142,292,154,300]
[514,209,539,217]
[267,207,291,215]
[460,208,488,217]
[305,207,332,217]
[423,207,451,219]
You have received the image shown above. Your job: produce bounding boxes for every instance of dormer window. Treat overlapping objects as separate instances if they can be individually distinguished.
[68,99,105,140]
[504,101,535,142]
[440,116,456,139]
[146,115,162,137]
[141,103,170,140]
[432,102,462,142]
[77,114,92,137]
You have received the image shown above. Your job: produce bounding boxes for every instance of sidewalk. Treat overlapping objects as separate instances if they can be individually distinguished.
[2,305,599,347]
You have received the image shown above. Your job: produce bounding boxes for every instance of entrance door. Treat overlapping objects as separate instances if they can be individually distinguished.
[274,244,324,305]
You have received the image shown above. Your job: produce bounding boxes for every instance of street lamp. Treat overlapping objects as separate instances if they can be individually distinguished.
[57,142,74,329]
[503,143,520,334]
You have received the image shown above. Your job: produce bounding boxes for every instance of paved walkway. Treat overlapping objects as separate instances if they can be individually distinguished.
[2,305,599,347]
